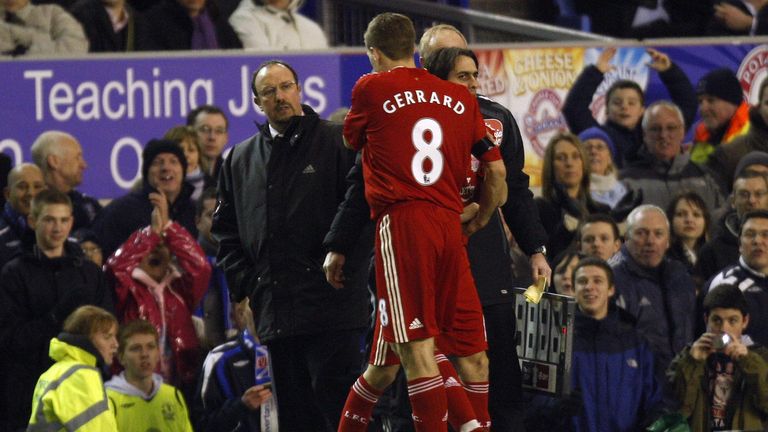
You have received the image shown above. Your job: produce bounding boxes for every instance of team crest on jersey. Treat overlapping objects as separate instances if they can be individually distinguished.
[162,403,176,421]
[483,118,503,146]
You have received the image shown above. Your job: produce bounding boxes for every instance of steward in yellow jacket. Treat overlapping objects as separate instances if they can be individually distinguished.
[27,334,118,431]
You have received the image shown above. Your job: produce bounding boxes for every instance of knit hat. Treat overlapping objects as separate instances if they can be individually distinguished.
[142,139,188,181]
[696,68,744,107]
[735,151,768,179]
[578,127,617,160]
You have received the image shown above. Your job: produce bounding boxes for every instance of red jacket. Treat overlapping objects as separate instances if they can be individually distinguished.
[106,222,211,385]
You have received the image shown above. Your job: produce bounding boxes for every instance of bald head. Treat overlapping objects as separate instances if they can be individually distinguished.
[5,163,45,216]
[418,24,467,65]
[30,130,86,192]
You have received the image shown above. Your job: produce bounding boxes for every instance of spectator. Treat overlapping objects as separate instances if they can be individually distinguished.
[696,169,768,285]
[27,305,118,431]
[709,76,768,188]
[94,138,197,258]
[212,60,369,431]
[106,319,194,431]
[0,163,45,267]
[164,125,210,201]
[139,0,240,50]
[669,283,768,431]
[229,0,328,50]
[552,250,583,296]
[578,213,621,261]
[186,104,229,181]
[31,130,102,232]
[194,187,235,350]
[621,101,724,214]
[193,298,273,431]
[562,47,696,167]
[537,132,610,261]
[708,0,768,35]
[577,127,628,208]
[105,189,210,393]
[0,0,87,56]
[707,210,768,347]
[666,192,711,274]
[691,68,750,164]
[569,257,662,431]
[0,189,113,431]
[611,204,696,374]
[70,0,144,52]
[72,228,104,268]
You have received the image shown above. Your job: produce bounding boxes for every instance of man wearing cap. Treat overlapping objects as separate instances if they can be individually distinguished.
[93,139,198,258]
[691,67,750,164]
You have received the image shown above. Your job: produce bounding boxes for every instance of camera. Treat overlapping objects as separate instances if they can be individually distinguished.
[712,333,731,350]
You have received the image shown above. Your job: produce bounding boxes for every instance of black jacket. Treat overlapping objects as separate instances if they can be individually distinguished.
[0,240,113,431]
[70,0,144,52]
[562,63,697,167]
[695,210,740,287]
[536,192,610,263]
[0,203,34,269]
[69,189,102,232]
[93,182,197,258]
[138,0,241,50]
[212,105,370,343]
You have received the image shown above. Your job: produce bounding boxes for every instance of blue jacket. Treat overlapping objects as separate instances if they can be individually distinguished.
[610,246,697,372]
[571,307,662,432]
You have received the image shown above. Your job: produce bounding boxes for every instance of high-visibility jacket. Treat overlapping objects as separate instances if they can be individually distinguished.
[106,373,193,432]
[27,336,117,431]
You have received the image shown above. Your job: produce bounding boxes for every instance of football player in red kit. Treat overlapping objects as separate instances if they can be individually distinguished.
[339,12,506,432]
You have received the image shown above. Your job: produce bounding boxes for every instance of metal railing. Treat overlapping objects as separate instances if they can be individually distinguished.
[320,0,613,46]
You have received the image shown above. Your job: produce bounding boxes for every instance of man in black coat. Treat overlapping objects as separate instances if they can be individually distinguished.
[0,189,112,431]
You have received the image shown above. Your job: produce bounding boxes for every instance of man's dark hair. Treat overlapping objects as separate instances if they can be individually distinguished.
[423,47,478,81]
[250,60,300,98]
[186,105,228,128]
[31,188,72,219]
[605,80,644,109]
[733,169,768,191]
[578,213,620,243]
[364,13,415,61]
[196,187,218,218]
[572,256,615,288]
[739,209,768,236]
[703,284,749,317]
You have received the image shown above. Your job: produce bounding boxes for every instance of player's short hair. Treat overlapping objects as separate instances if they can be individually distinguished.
[418,24,466,63]
[31,188,72,219]
[364,13,415,61]
[703,284,749,317]
[186,104,229,128]
[578,213,620,242]
[251,60,300,97]
[423,47,477,81]
[63,305,117,338]
[605,80,644,110]
[572,256,615,288]
[117,319,158,357]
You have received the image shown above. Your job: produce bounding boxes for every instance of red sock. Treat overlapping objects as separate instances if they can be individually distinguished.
[407,375,448,432]
[464,381,490,429]
[435,353,483,432]
[338,376,384,432]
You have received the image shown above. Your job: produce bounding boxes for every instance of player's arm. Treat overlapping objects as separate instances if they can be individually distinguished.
[465,145,506,236]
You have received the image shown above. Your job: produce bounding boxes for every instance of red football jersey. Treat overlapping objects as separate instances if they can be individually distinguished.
[344,67,498,219]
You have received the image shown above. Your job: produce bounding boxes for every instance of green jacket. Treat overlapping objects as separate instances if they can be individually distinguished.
[28,336,117,431]
[669,344,768,431]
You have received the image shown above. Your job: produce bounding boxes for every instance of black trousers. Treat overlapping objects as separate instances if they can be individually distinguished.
[266,328,366,431]
[484,301,527,432]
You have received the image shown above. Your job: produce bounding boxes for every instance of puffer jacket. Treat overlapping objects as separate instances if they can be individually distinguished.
[28,334,117,431]
[106,222,210,386]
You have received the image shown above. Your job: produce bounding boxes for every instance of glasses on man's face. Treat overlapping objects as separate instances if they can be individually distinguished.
[736,190,768,201]
[647,124,682,135]
[197,125,227,136]
[259,81,298,100]
[742,230,768,241]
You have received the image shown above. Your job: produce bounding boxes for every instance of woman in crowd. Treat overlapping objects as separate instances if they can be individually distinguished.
[666,191,711,274]
[537,132,610,260]
[552,250,584,296]
[578,127,629,208]
[164,125,211,201]
[27,305,119,431]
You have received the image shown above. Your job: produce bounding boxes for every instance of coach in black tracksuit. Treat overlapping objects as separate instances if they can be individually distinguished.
[324,91,548,431]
